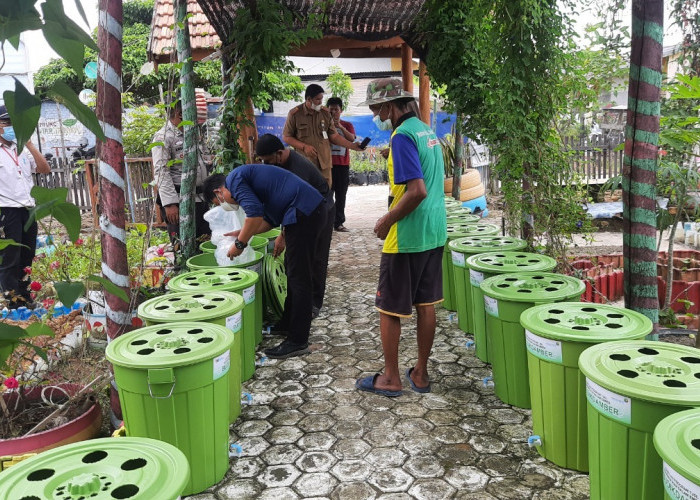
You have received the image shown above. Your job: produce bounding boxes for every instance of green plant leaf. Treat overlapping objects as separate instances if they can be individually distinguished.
[54,281,85,307]
[0,323,27,342]
[24,323,55,338]
[52,201,82,242]
[32,185,69,205]
[0,1,42,44]
[73,0,90,28]
[0,239,20,250]
[49,81,105,141]
[87,275,130,303]
[3,80,41,155]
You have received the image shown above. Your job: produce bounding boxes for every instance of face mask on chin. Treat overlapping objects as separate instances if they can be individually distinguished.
[1,126,15,142]
[310,103,322,112]
[216,192,239,211]
[373,113,393,131]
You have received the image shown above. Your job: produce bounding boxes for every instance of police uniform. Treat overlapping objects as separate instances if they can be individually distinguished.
[151,121,210,239]
[282,104,337,187]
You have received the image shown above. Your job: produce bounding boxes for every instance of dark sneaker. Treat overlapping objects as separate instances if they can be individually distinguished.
[334,225,349,232]
[264,340,310,359]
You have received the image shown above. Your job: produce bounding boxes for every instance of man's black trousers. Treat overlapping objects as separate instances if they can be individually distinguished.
[0,207,37,304]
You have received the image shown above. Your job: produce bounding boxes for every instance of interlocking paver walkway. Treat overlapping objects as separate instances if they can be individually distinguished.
[190,185,590,500]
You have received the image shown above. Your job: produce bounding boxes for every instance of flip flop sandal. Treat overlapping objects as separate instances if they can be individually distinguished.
[405,367,431,393]
[355,373,402,397]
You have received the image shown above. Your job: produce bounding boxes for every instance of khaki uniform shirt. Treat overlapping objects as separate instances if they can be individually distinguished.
[282,104,337,186]
[151,121,208,206]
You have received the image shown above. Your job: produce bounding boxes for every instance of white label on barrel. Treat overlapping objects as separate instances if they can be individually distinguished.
[451,250,465,268]
[226,311,242,333]
[585,378,631,425]
[470,269,485,286]
[242,285,255,305]
[484,296,498,317]
[663,461,700,500]
[525,330,562,364]
[213,349,230,380]
[250,262,262,274]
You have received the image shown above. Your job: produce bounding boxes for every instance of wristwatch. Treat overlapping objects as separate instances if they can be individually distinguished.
[234,238,247,250]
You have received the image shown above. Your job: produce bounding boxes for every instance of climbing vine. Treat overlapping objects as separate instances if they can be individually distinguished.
[216,0,323,171]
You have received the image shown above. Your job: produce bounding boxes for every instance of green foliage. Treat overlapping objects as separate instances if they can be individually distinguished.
[217,0,323,171]
[29,186,82,243]
[671,0,700,76]
[326,66,353,105]
[123,0,154,25]
[252,70,304,111]
[123,104,166,157]
[350,149,387,173]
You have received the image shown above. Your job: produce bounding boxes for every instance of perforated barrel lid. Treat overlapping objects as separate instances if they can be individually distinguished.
[654,408,700,486]
[167,268,258,293]
[138,291,244,323]
[578,340,700,406]
[106,321,232,369]
[447,223,499,240]
[520,302,653,343]
[448,235,527,254]
[480,272,585,303]
[466,251,557,274]
[0,437,189,500]
[446,214,481,224]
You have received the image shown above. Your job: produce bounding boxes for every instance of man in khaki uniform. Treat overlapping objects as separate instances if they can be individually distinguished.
[151,101,210,240]
[283,84,363,187]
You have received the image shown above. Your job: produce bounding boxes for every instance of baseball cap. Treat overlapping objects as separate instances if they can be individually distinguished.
[0,105,10,122]
[358,78,415,106]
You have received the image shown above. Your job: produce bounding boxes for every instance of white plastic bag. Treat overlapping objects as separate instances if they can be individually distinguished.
[203,206,255,266]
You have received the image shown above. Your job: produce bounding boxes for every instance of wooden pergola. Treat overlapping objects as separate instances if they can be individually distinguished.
[148,0,432,159]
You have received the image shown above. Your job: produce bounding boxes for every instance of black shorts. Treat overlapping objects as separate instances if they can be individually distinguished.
[375,246,444,318]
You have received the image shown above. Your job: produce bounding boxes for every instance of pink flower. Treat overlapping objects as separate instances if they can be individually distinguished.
[156,247,165,256]
[50,261,60,270]
[43,298,55,308]
[3,377,18,390]
[29,281,42,292]
[75,238,84,246]
[23,267,31,275]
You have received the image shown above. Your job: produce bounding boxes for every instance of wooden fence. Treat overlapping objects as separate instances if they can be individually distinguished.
[563,135,624,184]
[33,158,92,213]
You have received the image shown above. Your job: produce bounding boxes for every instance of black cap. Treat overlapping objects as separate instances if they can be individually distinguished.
[0,105,10,122]
[255,134,285,156]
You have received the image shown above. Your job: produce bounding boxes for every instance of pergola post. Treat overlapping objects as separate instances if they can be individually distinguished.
[401,44,413,93]
[419,60,430,126]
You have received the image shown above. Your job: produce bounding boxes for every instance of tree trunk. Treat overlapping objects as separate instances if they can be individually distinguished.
[451,115,464,200]
[97,0,132,422]
[176,0,197,259]
[623,0,663,332]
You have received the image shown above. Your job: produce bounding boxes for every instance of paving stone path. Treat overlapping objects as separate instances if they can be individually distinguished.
[190,185,591,500]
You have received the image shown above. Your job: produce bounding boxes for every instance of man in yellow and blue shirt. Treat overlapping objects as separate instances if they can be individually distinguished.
[355,78,447,397]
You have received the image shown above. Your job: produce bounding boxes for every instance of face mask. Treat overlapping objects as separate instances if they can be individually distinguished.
[1,126,15,142]
[216,192,239,211]
[310,103,322,112]
[373,114,393,131]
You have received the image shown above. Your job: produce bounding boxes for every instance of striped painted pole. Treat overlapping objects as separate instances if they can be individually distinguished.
[176,0,197,259]
[622,0,663,328]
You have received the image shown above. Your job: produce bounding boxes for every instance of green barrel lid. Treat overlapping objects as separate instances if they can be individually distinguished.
[258,228,281,239]
[520,302,653,343]
[654,408,700,488]
[579,340,700,406]
[449,235,527,254]
[0,437,189,500]
[447,223,500,239]
[480,272,585,303]
[138,291,244,324]
[466,251,557,274]
[167,268,258,295]
[444,196,462,205]
[106,321,233,369]
[186,250,263,271]
[446,214,481,224]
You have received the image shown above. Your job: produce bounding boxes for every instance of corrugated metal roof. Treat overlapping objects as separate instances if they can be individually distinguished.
[149,0,426,64]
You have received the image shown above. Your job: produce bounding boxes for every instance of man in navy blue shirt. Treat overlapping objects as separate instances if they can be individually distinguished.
[203,165,326,358]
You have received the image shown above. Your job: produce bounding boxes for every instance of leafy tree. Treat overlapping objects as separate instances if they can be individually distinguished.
[325,65,353,105]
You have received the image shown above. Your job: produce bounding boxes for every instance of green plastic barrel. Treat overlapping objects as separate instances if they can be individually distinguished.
[520,303,652,471]
[186,250,264,345]
[0,437,189,500]
[258,227,282,252]
[167,268,259,382]
[480,272,585,408]
[465,251,555,363]
[654,408,700,500]
[443,223,500,311]
[106,322,233,496]
[137,291,244,423]
[579,341,700,500]
[448,236,527,346]
[200,235,268,254]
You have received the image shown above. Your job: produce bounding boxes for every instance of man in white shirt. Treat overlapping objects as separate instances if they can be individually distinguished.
[151,100,210,241]
[0,105,51,308]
